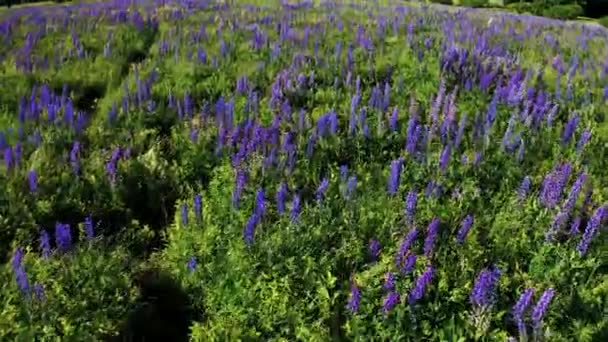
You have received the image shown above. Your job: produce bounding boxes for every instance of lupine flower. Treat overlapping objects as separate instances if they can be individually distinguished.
[563,172,587,214]
[255,188,266,217]
[402,253,417,274]
[408,265,434,305]
[569,216,582,235]
[339,165,348,181]
[55,223,71,252]
[456,215,474,244]
[383,272,396,291]
[561,114,579,145]
[276,183,288,215]
[40,230,51,259]
[181,203,189,226]
[513,288,535,335]
[470,266,502,308]
[369,239,381,261]
[243,213,258,246]
[83,216,94,240]
[346,281,361,313]
[33,282,46,301]
[423,218,440,257]
[15,266,29,294]
[389,107,398,132]
[518,176,531,201]
[194,194,202,223]
[396,228,418,270]
[382,291,400,314]
[576,130,591,153]
[316,178,329,202]
[439,145,451,172]
[345,176,357,199]
[12,247,24,271]
[405,190,417,225]
[187,257,197,271]
[531,288,555,327]
[27,170,37,193]
[232,169,247,209]
[577,205,606,255]
[545,211,569,241]
[290,194,301,223]
[387,158,404,195]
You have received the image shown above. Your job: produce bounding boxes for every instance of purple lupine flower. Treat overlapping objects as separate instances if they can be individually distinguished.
[470,266,502,308]
[55,223,71,252]
[70,141,80,175]
[339,165,348,181]
[576,130,591,153]
[243,213,258,246]
[423,218,440,257]
[290,194,301,223]
[387,158,404,195]
[181,203,189,226]
[383,272,396,291]
[194,194,202,223]
[561,114,579,145]
[346,281,361,313]
[577,205,606,255]
[407,264,434,305]
[345,176,357,199]
[369,239,381,261]
[402,253,417,274]
[27,170,37,193]
[15,266,29,294]
[405,190,417,225]
[569,216,582,235]
[40,230,50,259]
[12,247,24,271]
[546,211,570,242]
[232,169,247,209]
[3,146,12,170]
[531,288,555,327]
[456,215,474,244]
[540,163,570,209]
[382,291,400,314]
[254,188,266,217]
[518,176,531,201]
[396,228,418,271]
[187,257,197,271]
[84,216,94,240]
[512,288,535,332]
[389,107,398,132]
[439,145,451,172]
[33,282,46,301]
[276,183,288,215]
[316,178,330,202]
[563,172,587,214]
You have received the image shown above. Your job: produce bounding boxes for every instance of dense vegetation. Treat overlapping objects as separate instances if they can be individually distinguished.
[1,0,607,341]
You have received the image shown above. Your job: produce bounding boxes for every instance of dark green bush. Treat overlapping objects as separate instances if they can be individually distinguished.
[599,16,608,28]
[461,0,488,8]
[429,0,454,5]
[542,4,584,20]
[506,2,540,15]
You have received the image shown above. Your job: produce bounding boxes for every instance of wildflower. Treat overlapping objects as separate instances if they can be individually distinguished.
[439,145,451,172]
[33,282,46,302]
[290,194,301,223]
[254,188,266,217]
[55,223,71,252]
[545,211,569,242]
[276,183,287,215]
[561,114,579,145]
[316,178,329,202]
[345,176,357,199]
[187,257,197,271]
[512,287,535,333]
[518,176,531,201]
[569,216,582,235]
[12,247,24,271]
[577,205,606,255]
[346,281,361,313]
[27,170,37,193]
[405,190,417,225]
[181,203,189,226]
[402,253,417,274]
[369,239,381,261]
[456,215,474,244]
[531,288,555,327]
[387,158,404,195]
[15,266,29,294]
[84,216,94,240]
[408,265,434,305]
[470,266,502,308]
[563,172,587,214]
[382,291,400,314]
[576,130,591,153]
[339,165,348,181]
[383,272,396,291]
[423,218,440,257]
[40,229,50,258]
[194,194,202,223]
[243,213,258,246]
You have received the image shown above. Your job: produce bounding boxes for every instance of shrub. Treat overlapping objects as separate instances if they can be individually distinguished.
[506,2,540,15]
[461,0,488,8]
[542,4,584,20]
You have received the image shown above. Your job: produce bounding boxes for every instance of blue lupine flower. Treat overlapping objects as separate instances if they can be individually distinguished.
[408,264,434,305]
[456,215,474,244]
[577,205,606,255]
[531,288,555,327]
[369,239,381,260]
[243,213,258,246]
[402,253,417,274]
[339,165,348,181]
[470,266,502,308]
[387,158,404,195]
[187,257,197,271]
[405,190,417,225]
[561,114,579,145]
[27,170,37,193]
[518,176,531,201]
[346,281,361,313]
[84,216,94,240]
[439,145,451,172]
[33,282,46,301]
[255,188,266,217]
[563,172,587,214]
[576,130,591,153]
[55,223,71,252]
[383,272,396,291]
[194,194,202,223]
[345,176,357,199]
[512,287,535,332]
[40,229,51,259]
[12,247,24,271]
[569,216,582,235]
[316,178,329,202]
[181,203,189,226]
[423,218,440,257]
[382,291,400,314]
[290,194,301,223]
[15,266,29,294]
[276,183,288,215]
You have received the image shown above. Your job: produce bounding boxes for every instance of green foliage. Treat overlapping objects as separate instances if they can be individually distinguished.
[598,16,608,27]
[542,4,584,20]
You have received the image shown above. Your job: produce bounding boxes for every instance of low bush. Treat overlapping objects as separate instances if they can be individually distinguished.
[542,4,584,20]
